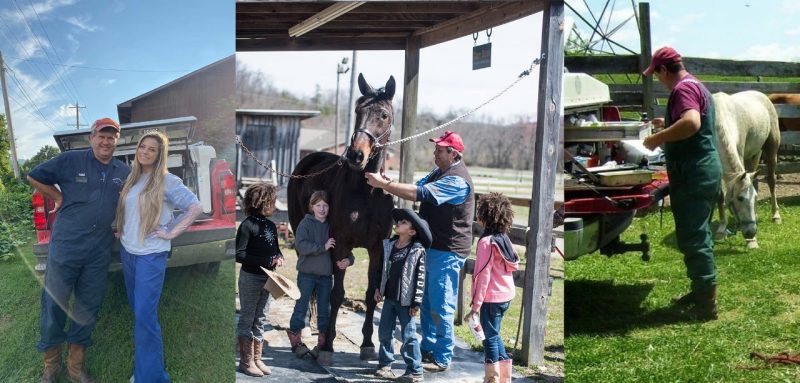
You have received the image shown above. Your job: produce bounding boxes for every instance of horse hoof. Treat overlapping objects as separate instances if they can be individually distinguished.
[746,241,759,250]
[360,346,377,360]
[316,350,334,366]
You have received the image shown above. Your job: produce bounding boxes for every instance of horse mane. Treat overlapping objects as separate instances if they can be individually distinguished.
[713,92,747,188]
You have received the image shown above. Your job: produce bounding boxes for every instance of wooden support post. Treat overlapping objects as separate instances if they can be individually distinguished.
[399,36,421,209]
[639,2,653,117]
[0,52,20,179]
[521,0,563,367]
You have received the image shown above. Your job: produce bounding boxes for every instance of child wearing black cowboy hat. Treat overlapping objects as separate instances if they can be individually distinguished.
[373,208,432,382]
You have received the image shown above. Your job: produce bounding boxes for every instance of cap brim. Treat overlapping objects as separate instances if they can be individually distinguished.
[643,65,655,76]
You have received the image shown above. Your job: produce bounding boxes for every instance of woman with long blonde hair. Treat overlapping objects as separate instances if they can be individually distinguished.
[116,131,202,383]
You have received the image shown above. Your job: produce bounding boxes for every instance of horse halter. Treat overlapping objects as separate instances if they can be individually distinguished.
[353,125,393,148]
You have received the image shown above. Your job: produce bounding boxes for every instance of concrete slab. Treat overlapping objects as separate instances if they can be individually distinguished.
[236,296,538,382]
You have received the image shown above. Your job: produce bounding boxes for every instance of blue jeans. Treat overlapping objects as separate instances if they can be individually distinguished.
[419,249,465,367]
[378,300,422,375]
[237,270,272,340]
[121,247,171,383]
[37,244,112,352]
[290,272,332,333]
[480,301,511,363]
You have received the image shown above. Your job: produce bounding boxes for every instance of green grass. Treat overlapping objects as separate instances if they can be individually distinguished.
[0,236,235,382]
[565,196,800,382]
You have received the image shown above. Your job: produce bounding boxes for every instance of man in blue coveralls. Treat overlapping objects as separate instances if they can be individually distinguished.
[28,118,131,383]
[366,130,474,372]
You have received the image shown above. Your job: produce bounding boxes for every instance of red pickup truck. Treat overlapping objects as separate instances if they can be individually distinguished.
[32,116,236,274]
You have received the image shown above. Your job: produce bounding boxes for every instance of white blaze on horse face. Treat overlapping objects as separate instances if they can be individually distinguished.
[350,211,359,223]
[729,177,758,239]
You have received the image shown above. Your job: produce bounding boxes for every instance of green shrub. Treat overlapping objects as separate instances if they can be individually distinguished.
[0,181,32,261]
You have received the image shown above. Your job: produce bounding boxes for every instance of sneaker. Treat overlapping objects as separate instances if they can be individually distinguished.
[421,351,434,364]
[374,365,396,379]
[398,373,424,382]
[422,360,449,372]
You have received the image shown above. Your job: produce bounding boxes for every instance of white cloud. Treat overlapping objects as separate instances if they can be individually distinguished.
[2,0,76,25]
[64,15,99,32]
[785,27,800,36]
[668,13,705,34]
[737,43,800,62]
[104,79,116,86]
[14,36,47,59]
[782,0,800,14]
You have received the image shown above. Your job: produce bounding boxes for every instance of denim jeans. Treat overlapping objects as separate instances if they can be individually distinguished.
[378,299,422,375]
[121,247,171,383]
[290,272,332,333]
[37,243,112,352]
[480,301,511,363]
[237,270,272,340]
[419,248,465,367]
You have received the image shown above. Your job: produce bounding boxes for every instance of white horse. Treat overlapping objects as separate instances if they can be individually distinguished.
[712,90,781,249]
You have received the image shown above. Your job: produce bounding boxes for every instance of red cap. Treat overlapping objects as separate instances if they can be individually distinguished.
[429,130,465,152]
[91,117,121,133]
[643,46,682,76]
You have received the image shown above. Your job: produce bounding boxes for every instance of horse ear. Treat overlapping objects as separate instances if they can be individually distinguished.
[384,76,396,100]
[358,73,372,96]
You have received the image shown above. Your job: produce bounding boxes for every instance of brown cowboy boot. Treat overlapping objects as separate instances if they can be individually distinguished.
[237,336,264,377]
[671,290,699,307]
[41,345,62,383]
[66,344,95,383]
[252,339,271,375]
[286,330,310,358]
[686,286,718,321]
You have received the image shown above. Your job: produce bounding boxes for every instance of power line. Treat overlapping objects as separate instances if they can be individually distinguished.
[5,65,56,131]
[24,0,87,119]
[11,0,81,104]
[6,56,194,73]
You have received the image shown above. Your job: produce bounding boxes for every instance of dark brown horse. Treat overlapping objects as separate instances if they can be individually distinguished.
[288,74,395,360]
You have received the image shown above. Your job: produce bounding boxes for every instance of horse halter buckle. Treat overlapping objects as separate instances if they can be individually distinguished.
[355,125,393,148]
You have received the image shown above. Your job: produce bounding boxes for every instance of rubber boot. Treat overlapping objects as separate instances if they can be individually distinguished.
[237,336,264,377]
[286,330,310,358]
[41,345,62,383]
[252,339,271,375]
[483,362,500,383]
[499,359,513,383]
[687,285,718,321]
[66,344,95,383]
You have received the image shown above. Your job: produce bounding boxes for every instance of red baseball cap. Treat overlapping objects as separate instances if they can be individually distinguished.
[643,46,682,76]
[91,117,121,133]
[429,130,465,152]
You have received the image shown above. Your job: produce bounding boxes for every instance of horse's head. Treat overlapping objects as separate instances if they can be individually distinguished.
[727,172,758,239]
[344,73,395,171]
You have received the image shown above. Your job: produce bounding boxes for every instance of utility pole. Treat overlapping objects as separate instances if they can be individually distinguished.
[68,102,86,129]
[335,57,349,154]
[345,50,358,147]
[0,51,20,179]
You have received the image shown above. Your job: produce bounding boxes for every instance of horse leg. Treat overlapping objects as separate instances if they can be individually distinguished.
[765,144,782,224]
[359,242,382,360]
[714,189,728,241]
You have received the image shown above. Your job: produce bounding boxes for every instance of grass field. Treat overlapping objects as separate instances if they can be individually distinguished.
[565,196,800,382]
[0,237,235,382]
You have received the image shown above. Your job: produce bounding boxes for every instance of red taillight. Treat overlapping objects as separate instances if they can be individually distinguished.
[222,172,236,214]
[32,192,47,230]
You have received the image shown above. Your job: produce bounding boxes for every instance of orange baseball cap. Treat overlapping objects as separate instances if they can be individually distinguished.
[91,117,121,133]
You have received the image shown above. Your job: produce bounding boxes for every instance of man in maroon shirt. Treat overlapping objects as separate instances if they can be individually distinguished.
[643,47,722,320]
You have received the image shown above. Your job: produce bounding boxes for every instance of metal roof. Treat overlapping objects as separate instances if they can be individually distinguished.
[236,1,545,51]
[236,109,321,119]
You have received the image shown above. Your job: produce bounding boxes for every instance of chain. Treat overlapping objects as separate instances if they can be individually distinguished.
[234,135,344,179]
[376,57,541,149]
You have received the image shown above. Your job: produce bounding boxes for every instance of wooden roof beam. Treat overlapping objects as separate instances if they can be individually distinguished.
[288,2,365,37]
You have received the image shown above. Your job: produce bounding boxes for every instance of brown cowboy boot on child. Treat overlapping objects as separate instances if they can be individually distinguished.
[40,345,62,383]
[66,344,95,383]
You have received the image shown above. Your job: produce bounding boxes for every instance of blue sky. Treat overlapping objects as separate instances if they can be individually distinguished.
[567,0,800,61]
[0,0,233,158]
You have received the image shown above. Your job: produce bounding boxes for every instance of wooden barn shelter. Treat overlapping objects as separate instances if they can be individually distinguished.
[236,0,564,366]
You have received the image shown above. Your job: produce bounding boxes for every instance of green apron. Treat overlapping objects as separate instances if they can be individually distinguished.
[664,78,722,292]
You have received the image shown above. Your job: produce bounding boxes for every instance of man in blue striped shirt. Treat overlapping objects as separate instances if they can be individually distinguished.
[366,131,474,372]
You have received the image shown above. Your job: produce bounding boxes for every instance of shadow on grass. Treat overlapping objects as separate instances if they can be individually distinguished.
[566,279,707,336]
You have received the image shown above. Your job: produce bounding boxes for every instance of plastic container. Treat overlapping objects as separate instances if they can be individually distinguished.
[467,315,485,342]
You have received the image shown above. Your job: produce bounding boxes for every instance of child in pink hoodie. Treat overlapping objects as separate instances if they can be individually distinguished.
[465,192,519,383]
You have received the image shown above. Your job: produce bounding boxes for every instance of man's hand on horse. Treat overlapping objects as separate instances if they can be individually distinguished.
[373,289,383,303]
[325,238,336,250]
[336,258,351,270]
[364,172,391,189]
